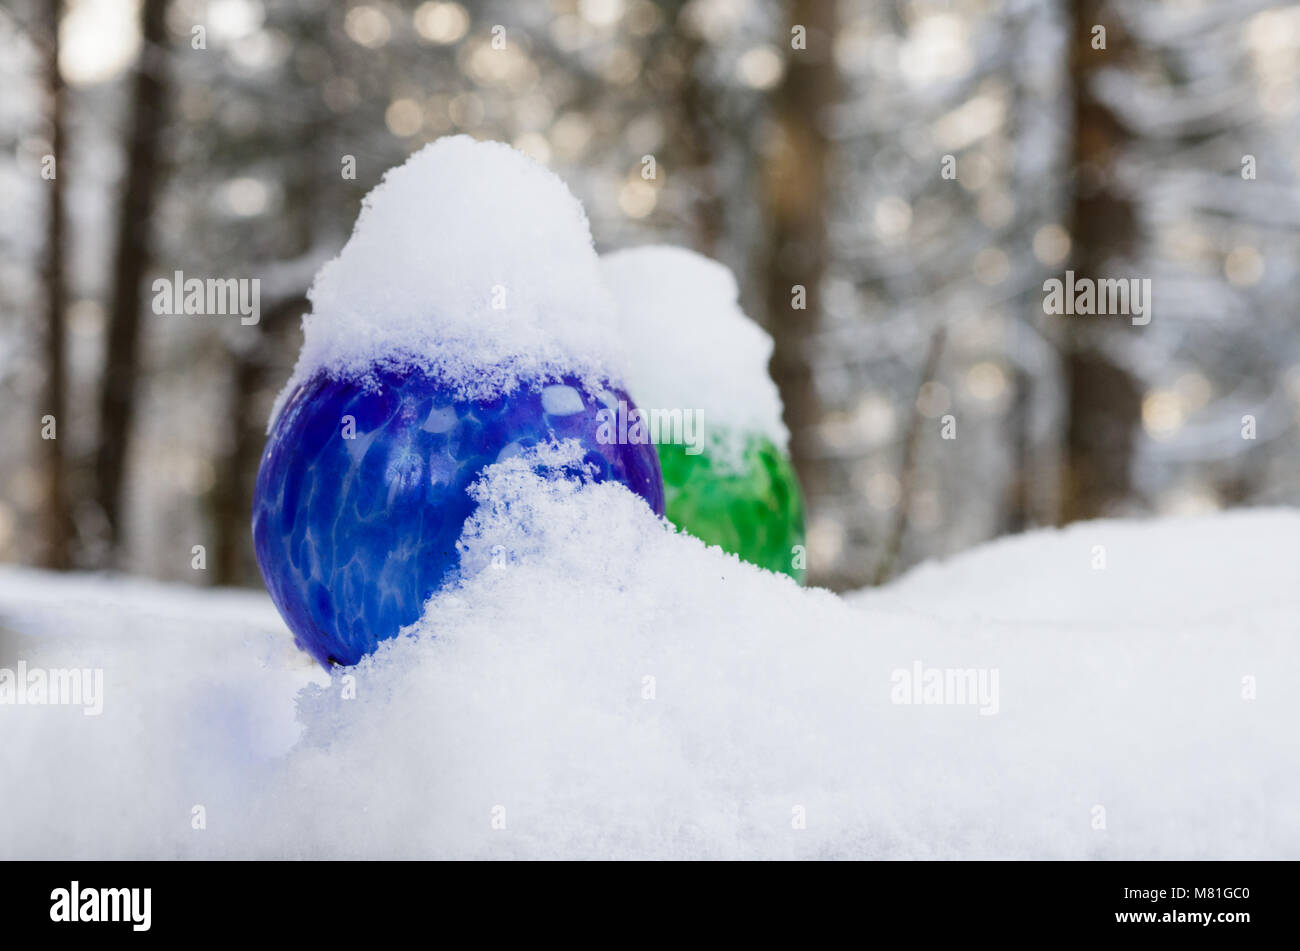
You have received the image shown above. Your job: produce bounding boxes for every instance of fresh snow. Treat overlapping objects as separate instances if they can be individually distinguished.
[601,245,789,465]
[1,479,1296,858]
[270,136,626,426]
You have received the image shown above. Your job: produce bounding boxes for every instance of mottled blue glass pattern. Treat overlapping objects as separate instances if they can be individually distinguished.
[253,368,665,667]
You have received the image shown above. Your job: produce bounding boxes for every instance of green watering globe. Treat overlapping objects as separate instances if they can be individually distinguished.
[601,246,806,582]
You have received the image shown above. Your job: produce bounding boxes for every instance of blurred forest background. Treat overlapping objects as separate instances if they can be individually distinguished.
[1,0,1298,591]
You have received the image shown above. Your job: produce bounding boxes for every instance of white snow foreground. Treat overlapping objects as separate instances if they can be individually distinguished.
[1,464,1296,858]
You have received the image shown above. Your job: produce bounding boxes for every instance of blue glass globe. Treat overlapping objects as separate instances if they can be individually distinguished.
[253,367,665,667]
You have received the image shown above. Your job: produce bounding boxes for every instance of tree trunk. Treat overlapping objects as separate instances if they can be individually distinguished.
[876,327,946,585]
[94,0,170,560]
[209,94,326,586]
[211,295,307,585]
[39,0,70,570]
[677,31,724,256]
[763,0,836,538]
[1003,366,1033,534]
[1060,0,1143,523]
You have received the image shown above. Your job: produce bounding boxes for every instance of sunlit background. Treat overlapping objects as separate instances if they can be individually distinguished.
[2,0,1299,590]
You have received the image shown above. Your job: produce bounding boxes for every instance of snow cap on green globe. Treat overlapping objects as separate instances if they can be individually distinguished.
[600,245,806,582]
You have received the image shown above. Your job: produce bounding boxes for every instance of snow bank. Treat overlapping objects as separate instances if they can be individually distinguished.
[601,246,788,465]
[849,509,1298,629]
[272,136,625,424]
[2,501,1298,858]
[0,570,325,858]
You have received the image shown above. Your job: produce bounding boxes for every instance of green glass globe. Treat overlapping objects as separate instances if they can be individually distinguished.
[657,432,805,582]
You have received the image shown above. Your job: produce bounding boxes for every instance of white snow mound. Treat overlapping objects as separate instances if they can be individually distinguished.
[601,245,789,464]
[271,136,626,425]
[850,509,1298,629]
[1,499,1297,858]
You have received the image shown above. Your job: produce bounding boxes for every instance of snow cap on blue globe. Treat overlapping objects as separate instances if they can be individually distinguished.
[270,135,630,424]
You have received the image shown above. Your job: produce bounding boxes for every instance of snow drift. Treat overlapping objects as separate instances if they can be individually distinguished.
[0,465,1295,858]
